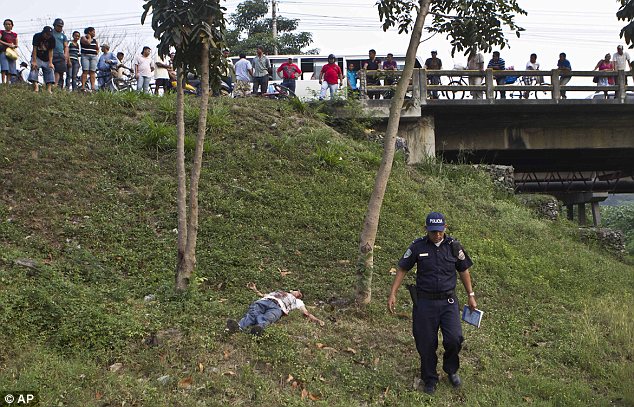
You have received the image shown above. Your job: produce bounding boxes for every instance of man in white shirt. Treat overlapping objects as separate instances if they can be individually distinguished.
[467,50,484,99]
[233,52,253,97]
[524,53,542,98]
[226,282,325,335]
[613,45,631,85]
[154,52,172,95]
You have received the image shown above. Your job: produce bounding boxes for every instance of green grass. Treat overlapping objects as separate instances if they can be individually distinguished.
[0,87,633,406]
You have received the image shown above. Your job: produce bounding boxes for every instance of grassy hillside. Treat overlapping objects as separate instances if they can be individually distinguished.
[1,86,632,406]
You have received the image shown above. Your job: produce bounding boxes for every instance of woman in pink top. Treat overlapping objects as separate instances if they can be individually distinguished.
[593,53,615,99]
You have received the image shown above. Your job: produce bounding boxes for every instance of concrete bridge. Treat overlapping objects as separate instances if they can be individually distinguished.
[359,68,634,226]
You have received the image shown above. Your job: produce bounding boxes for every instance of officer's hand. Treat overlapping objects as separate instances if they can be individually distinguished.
[246,281,256,291]
[387,294,397,314]
[468,295,477,311]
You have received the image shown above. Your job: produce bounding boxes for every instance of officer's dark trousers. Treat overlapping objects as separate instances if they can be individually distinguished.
[412,297,464,385]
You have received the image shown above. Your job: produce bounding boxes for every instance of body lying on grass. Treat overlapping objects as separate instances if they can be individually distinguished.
[226,282,325,336]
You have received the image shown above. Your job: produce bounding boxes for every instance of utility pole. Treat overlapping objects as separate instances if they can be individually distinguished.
[272,0,278,55]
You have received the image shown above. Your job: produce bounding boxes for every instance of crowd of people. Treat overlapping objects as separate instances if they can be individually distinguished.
[0,18,179,94]
[1,18,632,100]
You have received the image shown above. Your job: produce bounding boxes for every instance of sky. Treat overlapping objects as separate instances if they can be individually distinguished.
[5,0,629,74]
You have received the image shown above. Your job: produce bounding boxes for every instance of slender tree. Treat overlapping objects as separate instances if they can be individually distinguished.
[142,0,226,292]
[355,0,525,304]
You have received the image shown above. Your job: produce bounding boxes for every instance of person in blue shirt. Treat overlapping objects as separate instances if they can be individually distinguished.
[347,62,358,97]
[557,52,572,99]
[97,43,118,90]
[388,212,477,395]
[51,18,69,88]
[487,51,506,99]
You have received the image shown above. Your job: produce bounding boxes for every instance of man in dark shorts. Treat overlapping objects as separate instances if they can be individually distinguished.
[51,18,69,88]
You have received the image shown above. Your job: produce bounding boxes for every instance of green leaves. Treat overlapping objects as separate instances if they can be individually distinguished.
[226,0,314,55]
[375,0,526,56]
[142,0,227,80]
[618,1,634,46]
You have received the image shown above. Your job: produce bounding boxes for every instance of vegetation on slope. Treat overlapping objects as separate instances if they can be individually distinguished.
[0,87,632,406]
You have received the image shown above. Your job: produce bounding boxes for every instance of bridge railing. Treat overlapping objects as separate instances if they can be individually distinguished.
[358,68,634,103]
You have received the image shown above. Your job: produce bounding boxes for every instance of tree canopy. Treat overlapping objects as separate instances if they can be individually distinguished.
[226,0,316,55]
[617,0,634,47]
[141,0,227,79]
[377,0,526,57]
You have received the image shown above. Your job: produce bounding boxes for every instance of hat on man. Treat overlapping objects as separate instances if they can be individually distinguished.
[53,18,64,27]
[618,45,624,50]
[425,211,446,231]
[42,26,53,34]
[101,43,110,49]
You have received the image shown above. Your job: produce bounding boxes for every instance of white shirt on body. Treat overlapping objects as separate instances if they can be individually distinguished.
[263,291,304,315]
[135,55,155,77]
[612,51,631,71]
[154,55,170,79]
[234,58,253,82]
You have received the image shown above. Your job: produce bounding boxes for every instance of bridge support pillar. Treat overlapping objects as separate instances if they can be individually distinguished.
[400,115,435,164]
[566,205,574,221]
[577,203,587,226]
[591,202,602,227]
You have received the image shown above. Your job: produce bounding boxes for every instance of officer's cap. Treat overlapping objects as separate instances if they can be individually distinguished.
[425,211,446,231]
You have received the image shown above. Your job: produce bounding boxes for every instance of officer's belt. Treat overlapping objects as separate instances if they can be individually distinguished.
[417,290,455,300]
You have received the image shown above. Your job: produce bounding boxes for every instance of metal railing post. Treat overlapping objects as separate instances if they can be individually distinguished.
[485,69,494,100]
[618,70,627,103]
[359,69,367,99]
[421,69,428,104]
[412,68,421,106]
[551,70,560,100]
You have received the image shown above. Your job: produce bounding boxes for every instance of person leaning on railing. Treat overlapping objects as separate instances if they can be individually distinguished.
[467,51,484,99]
[424,50,442,99]
[382,53,398,99]
[487,51,506,99]
[363,49,382,99]
[523,53,542,99]
[556,53,572,99]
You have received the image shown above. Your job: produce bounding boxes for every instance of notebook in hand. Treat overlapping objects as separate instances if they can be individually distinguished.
[462,306,484,328]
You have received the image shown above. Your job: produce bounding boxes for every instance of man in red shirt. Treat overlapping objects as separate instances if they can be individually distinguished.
[276,57,302,93]
[318,54,342,100]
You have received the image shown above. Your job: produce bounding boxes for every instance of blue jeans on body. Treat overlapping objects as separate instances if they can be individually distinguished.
[281,78,296,93]
[28,58,55,84]
[0,52,17,76]
[320,81,339,100]
[98,69,113,91]
[65,59,80,90]
[238,299,283,330]
[137,75,152,93]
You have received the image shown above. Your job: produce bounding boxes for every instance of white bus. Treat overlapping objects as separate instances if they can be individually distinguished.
[233,54,424,99]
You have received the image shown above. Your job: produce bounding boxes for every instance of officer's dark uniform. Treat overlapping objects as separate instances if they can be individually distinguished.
[398,235,473,387]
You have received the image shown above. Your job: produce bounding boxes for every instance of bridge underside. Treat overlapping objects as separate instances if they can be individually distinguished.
[429,104,634,195]
[439,148,634,173]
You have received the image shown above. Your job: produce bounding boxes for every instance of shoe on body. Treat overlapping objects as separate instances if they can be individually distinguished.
[448,373,462,388]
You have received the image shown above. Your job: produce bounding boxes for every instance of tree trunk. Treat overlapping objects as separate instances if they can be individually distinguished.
[355,0,432,304]
[177,40,211,292]
[175,67,189,292]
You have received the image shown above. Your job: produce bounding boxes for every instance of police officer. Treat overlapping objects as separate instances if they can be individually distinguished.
[387,211,477,395]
